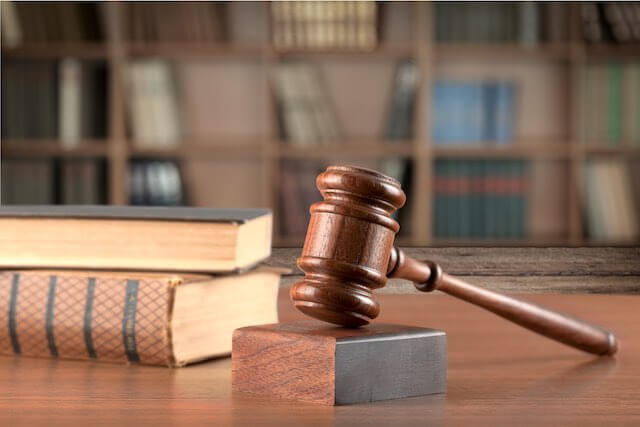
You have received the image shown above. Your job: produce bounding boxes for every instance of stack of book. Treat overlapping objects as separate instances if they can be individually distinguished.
[584,159,638,242]
[123,2,228,43]
[273,62,341,145]
[0,1,103,47]
[581,3,640,43]
[432,81,517,145]
[271,1,377,51]
[581,62,640,146]
[433,159,527,239]
[0,206,279,367]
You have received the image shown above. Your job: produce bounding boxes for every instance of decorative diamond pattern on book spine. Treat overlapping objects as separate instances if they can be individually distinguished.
[0,272,171,366]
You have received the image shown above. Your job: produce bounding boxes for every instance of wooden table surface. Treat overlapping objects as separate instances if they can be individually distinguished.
[2,248,639,425]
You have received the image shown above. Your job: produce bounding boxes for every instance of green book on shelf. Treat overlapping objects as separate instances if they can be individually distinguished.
[607,63,623,146]
[458,160,471,238]
[445,160,458,239]
[484,159,497,238]
[433,160,445,238]
[468,160,484,238]
[490,160,510,238]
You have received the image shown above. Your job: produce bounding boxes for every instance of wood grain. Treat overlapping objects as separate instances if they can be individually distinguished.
[1,291,638,425]
[268,247,640,294]
[232,321,446,405]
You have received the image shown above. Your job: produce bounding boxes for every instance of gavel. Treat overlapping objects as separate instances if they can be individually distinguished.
[290,165,618,356]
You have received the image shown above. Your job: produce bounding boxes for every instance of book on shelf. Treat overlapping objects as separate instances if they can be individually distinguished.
[432,81,517,145]
[0,206,272,272]
[126,60,181,148]
[584,159,638,243]
[1,58,107,141]
[0,1,104,46]
[124,1,227,43]
[1,59,58,139]
[58,58,108,147]
[433,159,527,239]
[271,1,377,51]
[581,3,640,44]
[384,60,418,141]
[278,160,324,237]
[582,62,640,146]
[1,159,105,205]
[0,159,55,205]
[435,2,552,44]
[0,267,281,367]
[273,62,341,146]
[61,159,106,205]
[380,158,413,235]
[128,159,185,206]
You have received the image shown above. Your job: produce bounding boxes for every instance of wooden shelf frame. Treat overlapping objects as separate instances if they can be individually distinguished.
[2,2,639,247]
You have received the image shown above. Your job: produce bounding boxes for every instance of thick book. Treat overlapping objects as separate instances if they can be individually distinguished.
[0,268,282,367]
[0,206,272,272]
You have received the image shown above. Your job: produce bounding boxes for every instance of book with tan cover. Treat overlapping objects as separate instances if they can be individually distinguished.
[0,206,272,272]
[0,268,282,367]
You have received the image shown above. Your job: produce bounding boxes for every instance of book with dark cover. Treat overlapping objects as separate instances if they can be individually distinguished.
[0,268,282,367]
[385,60,417,141]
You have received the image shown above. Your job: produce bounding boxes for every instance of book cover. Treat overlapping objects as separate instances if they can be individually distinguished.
[0,268,283,367]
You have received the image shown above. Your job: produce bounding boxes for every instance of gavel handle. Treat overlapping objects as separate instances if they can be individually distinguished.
[387,247,618,356]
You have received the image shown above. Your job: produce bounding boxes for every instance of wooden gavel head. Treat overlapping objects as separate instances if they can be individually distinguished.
[290,165,406,327]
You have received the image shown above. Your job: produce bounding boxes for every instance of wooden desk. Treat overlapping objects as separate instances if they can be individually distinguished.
[1,248,639,425]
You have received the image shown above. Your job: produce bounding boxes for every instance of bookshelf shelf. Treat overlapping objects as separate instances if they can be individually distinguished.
[277,142,414,158]
[2,140,109,157]
[273,44,415,60]
[585,43,640,59]
[582,145,640,156]
[1,43,109,59]
[433,43,571,61]
[129,143,265,159]
[431,144,572,159]
[126,43,266,59]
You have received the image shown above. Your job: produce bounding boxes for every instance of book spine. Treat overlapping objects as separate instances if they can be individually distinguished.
[59,58,83,148]
[1,0,23,47]
[0,272,174,366]
[494,82,515,145]
[607,63,622,146]
[519,1,539,46]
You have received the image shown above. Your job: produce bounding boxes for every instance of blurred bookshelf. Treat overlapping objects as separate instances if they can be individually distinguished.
[1,2,639,246]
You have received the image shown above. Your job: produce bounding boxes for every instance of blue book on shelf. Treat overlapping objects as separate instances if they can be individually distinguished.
[470,82,486,143]
[482,83,497,141]
[432,82,445,143]
[495,82,515,145]
[433,160,445,238]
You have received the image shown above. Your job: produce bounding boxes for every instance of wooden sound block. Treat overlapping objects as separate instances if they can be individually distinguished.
[232,320,446,405]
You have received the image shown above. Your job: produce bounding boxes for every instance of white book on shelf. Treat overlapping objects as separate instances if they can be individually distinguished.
[149,61,181,148]
[59,58,83,148]
[609,161,638,241]
[303,63,341,143]
[274,64,314,145]
[127,63,152,145]
[0,0,22,48]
